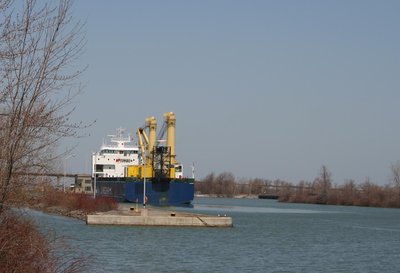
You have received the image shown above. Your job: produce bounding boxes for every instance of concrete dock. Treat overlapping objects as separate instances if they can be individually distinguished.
[86,205,233,227]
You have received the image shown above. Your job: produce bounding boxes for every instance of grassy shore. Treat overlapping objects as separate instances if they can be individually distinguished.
[28,188,118,220]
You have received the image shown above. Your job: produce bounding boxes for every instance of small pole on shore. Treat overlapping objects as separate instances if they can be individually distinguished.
[93,172,96,199]
[143,157,146,209]
[93,153,96,199]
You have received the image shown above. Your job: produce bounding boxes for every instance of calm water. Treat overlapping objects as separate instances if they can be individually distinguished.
[28,197,400,273]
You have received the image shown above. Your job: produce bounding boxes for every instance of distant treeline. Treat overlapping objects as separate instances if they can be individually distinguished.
[195,165,400,208]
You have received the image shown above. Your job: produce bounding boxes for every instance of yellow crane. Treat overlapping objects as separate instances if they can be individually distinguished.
[128,112,181,180]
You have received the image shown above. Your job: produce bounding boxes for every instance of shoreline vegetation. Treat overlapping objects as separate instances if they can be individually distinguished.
[195,166,400,208]
[26,186,118,221]
[1,185,118,273]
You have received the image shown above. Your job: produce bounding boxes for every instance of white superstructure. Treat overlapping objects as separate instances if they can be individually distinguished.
[92,128,139,178]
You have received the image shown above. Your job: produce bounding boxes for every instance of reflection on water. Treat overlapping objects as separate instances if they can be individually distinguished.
[349,225,400,233]
[192,204,327,214]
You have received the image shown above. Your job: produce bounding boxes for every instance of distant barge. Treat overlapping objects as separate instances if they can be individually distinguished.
[258,194,279,200]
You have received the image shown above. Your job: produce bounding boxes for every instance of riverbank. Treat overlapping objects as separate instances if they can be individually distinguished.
[26,193,235,222]
[196,170,400,208]
[21,190,118,221]
[28,202,88,221]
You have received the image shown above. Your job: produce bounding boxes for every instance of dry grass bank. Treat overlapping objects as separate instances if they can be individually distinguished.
[40,189,118,214]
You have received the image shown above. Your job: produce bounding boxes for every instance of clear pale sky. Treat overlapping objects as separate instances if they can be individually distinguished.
[65,0,400,185]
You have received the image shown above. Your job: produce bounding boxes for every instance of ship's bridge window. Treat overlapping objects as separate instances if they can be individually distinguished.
[100,149,117,155]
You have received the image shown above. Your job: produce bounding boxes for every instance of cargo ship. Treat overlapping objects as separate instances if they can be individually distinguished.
[92,112,194,205]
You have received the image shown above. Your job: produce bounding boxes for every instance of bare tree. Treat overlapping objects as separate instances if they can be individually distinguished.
[215,172,235,197]
[199,172,215,194]
[390,161,400,197]
[313,165,332,204]
[0,0,85,213]
[249,178,264,195]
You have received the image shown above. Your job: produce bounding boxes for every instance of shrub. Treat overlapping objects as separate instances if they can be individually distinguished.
[41,189,118,213]
[0,210,86,273]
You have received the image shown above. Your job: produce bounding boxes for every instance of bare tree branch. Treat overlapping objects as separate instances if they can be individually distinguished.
[0,0,86,213]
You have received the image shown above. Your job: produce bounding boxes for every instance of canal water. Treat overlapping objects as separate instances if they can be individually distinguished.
[29,197,400,273]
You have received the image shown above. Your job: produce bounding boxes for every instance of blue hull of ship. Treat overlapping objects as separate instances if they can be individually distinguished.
[95,179,194,206]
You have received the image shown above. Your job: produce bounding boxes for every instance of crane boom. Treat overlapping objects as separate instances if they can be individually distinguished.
[129,112,182,180]
[136,128,146,159]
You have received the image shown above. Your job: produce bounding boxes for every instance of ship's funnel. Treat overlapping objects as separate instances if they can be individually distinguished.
[146,116,157,156]
[164,112,176,164]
